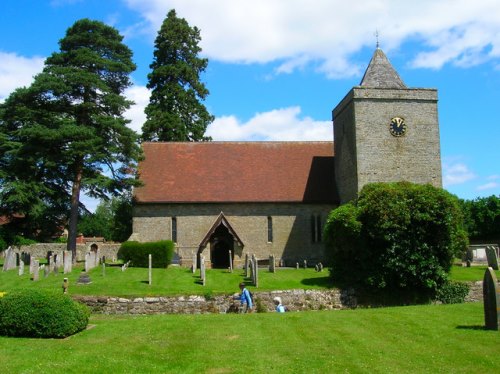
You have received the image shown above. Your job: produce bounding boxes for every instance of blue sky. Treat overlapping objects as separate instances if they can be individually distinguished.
[1,0,499,210]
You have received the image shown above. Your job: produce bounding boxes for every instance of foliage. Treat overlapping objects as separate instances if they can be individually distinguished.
[141,9,214,141]
[460,195,500,240]
[435,281,470,304]
[0,19,141,256]
[118,240,175,268]
[0,289,89,338]
[324,182,468,303]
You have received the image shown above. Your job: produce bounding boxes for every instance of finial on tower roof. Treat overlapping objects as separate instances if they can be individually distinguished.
[375,29,380,49]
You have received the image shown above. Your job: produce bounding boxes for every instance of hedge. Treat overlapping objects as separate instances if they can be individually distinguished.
[0,289,89,338]
[118,240,174,268]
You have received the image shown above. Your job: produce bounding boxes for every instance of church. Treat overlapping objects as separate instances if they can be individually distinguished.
[129,47,442,268]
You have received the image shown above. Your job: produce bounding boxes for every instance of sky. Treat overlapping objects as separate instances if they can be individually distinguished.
[0,0,499,211]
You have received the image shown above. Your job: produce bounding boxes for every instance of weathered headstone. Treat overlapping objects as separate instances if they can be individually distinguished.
[32,260,39,281]
[77,272,92,284]
[192,252,197,273]
[44,264,50,278]
[296,262,299,270]
[228,250,233,273]
[102,262,106,277]
[18,259,24,276]
[148,254,152,285]
[254,257,259,288]
[269,254,275,273]
[486,246,499,270]
[318,262,323,272]
[29,256,35,274]
[303,260,307,269]
[63,251,72,274]
[2,246,16,271]
[483,267,500,330]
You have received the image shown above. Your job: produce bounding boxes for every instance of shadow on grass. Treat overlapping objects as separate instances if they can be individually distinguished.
[456,325,487,331]
[301,276,334,288]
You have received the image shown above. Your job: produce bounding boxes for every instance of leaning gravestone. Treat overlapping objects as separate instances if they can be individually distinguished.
[485,246,499,270]
[483,267,500,330]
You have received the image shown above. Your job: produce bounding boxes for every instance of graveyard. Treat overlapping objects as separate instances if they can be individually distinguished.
[1,249,500,372]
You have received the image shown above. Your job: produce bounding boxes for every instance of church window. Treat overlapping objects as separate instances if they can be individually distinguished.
[172,217,177,243]
[267,216,273,243]
[311,215,322,243]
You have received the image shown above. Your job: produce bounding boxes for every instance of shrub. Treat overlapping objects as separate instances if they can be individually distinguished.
[324,182,467,303]
[435,281,470,304]
[118,240,174,268]
[0,289,89,338]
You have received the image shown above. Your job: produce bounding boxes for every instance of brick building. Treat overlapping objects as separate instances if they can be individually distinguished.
[130,47,442,268]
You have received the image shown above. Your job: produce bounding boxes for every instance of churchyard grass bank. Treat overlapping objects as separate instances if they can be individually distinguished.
[0,302,498,373]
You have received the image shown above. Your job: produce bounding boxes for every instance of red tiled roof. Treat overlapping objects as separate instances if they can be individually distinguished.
[135,142,337,204]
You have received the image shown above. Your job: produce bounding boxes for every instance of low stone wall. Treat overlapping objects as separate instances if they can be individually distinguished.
[13,243,121,262]
[74,288,357,315]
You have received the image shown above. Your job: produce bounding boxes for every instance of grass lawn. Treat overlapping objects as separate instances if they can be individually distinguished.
[0,302,498,373]
[0,265,332,297]
[0,262,498,297]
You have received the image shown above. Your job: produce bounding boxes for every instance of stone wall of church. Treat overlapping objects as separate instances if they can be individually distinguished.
[333,87,441,203]
[131,202,336,267]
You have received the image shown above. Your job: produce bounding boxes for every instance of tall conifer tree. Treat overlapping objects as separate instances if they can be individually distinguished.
[142,9,213,142]
[0,19,141,259]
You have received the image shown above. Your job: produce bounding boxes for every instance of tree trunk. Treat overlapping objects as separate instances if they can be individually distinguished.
[67,159,83,263]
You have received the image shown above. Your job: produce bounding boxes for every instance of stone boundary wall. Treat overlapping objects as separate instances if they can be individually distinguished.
[74,289,357,315]
[12,243,121,262]
[74,281,491,315]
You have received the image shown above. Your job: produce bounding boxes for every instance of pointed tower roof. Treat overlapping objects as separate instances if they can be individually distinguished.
[359,48,406,88]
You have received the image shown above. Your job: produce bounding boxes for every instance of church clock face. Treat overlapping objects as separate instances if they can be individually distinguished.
[389,117,406,137]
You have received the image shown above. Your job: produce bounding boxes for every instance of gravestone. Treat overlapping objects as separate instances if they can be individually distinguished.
[18,259,24,276]
[269,254,275,273]
[30,256,35,274]
[32,260,39,281]
[192,252,197,273]
[303,260,307,269]
[77,272,92,285]
[2,246,16,271]
[486,246,499,270]
[228,250,233,273]
[296,262,299,270]
[483,267,500,330]
[63,251,72,274]
[102,262,106,277]
[43,265,50,278]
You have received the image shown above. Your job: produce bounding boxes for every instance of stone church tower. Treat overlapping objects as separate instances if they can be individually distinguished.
[333,47,442,204]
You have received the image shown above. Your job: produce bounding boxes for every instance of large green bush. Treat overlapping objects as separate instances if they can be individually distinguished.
[324,182,468,303]
[118,240,174,268]
[0,289,89,338]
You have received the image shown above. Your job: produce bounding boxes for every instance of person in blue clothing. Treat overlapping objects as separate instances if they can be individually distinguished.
[237,282,253,313]
[273,297,286,313]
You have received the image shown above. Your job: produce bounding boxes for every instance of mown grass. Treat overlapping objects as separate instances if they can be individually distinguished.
[0,264,331,297]
[0,262,498,297]
[0,302,498,373]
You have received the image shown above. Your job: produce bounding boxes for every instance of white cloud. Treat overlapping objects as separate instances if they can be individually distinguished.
[123,85,150,133]
[0,52,44,101]
[442,160,476,187]
[206,106,332,141]
[477,182,499,191]
[125,0,500,76]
